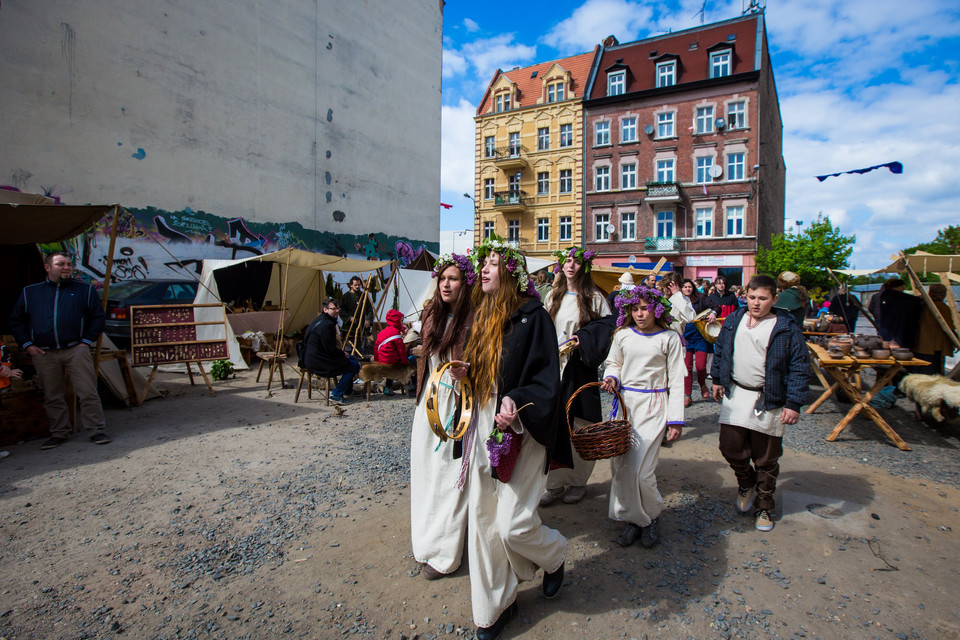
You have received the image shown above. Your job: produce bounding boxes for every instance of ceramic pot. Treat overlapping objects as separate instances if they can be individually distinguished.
[871,348,892,360]
[891,348,914,361]
[854,335,882,350]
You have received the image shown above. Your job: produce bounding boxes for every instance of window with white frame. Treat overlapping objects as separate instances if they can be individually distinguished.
[595,121,610,146]
[656,158,675,183]
[607,70,626,96]
[621,162,637,189]
[508,132,520,156]
[483,221,494,239]
[484,178,495,200]
[537,127,549,151]
[727,100,746,128]
[559,169,572,193]
[621,212,636,240]
[657,111,675,138]
[656,210,674,238]
[537,218,549,242]
[547,82,565,102]
[537,171,549,195]
[696,156,714,183]
[595,166,610,191]
[484,136,496,158]
[559,216,572,241]
[495,93,511,112]
[656,61,676,88]
[726,205,744,236]
[559,123,573,147]
[595,213,611,241]
[727,152,745,181]
[507,219,520,243]
[695,207,713,237]
[508,173,520,192]
[621,117,637,143]
[710,49,731,78]
[696,106,715,134]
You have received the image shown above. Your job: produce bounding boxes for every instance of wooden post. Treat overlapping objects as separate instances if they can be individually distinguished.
[900,253,960,352]
[95,205,121,375]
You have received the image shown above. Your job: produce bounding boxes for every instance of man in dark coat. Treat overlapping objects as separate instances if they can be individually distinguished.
[878,279,923,349]
[303,297,360,403]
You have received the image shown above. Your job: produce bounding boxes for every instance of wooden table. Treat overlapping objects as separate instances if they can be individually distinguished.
[805,342,929,451]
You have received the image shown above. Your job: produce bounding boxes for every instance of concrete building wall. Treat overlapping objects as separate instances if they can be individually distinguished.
[0,0,441,279]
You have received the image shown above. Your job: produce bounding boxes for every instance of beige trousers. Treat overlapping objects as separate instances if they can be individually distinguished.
[32,343,107,438]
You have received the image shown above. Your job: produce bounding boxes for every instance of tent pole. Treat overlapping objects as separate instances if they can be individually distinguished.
[826,267,880,332]
[394,262,422,321]
[95,205,121,375]
[900,253,960,352]
[347,272,375,357]
[275,249,291,356]
[937,272,960,347]
[373,265,399,319]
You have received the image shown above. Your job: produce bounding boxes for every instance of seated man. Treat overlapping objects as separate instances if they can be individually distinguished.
[303,298,360,404]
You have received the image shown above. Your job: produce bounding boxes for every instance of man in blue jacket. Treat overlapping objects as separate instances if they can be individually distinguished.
[9,252,111,449]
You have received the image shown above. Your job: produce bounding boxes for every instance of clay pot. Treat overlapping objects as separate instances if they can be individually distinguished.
[854,335,882,350]
[871,348,892,360]
[853,347,871,358]
[891,348,914,361]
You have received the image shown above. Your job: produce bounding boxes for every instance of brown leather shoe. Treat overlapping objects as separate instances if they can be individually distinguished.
[420,563,447,580]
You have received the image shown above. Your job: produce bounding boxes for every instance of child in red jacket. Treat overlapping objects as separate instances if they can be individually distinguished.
[375,309,409,394]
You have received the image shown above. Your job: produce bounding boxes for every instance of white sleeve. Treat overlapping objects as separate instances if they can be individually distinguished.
[602,331,624,386]
[665,333,687,425]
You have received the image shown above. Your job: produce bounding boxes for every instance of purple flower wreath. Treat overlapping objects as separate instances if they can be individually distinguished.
[432,252,477,286]
[552,246,598,274]
[614,285,674,328]
[470,235,540,299]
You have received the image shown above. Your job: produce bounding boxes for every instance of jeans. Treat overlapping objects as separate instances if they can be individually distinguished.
[333,356,361,397]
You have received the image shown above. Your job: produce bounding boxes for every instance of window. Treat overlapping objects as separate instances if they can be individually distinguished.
[508,173,520,192]
[656,211,674,238]
[607,70,626,96]
[595,213,611,242]
[484,136,495,158]
[595,121,610,146]
[710,49,731,78]
[696,156,714,183]
[483,221,494,239]
[495,93,511,112]
[483,178,495,200]
[537,218,549,242]
[559,169,572,193]
[621,163,637,189]
[727,152,745,181]
[559,123,573,147]
[656,61,676,88]
[559,216,572,241]
[507,219,520,243]
[656,158,675,183]
[621,212,636,241]
[537,171,549,195]
[726,205,744,236]
[657,111,674,138]
[508,132,520,156]
[547,82,565,102]
[695,207,713,237]
[727,100,746,128]
[537,127,550,151]
[696,106,715,134]
[595,166,610,191]
[621,117,637,143]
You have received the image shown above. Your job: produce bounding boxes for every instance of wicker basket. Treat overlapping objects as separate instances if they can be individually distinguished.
[566,381,631,461]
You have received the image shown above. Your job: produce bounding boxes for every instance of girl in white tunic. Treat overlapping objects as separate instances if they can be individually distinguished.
[541,246,610,506]
[409,254,475,579]
[601,285,686,548]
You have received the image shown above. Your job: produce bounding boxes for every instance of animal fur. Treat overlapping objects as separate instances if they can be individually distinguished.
[899,374,960,423]
[357,362,416,384]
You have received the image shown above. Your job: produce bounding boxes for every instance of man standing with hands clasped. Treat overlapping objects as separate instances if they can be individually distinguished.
[9,252,112,449]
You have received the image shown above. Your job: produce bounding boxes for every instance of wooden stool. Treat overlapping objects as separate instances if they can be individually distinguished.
[295,368,339,405]
[256,352,287,393]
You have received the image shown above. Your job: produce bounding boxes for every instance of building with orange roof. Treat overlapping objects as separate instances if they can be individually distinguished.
[471,50,598,259]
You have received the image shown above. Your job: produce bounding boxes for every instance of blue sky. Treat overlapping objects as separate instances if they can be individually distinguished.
[438,0,960,269]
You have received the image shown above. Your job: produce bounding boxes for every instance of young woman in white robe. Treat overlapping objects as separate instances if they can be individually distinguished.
[601,285,686,548]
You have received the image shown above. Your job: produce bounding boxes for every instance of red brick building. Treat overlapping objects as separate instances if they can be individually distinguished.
[581,11,784,284]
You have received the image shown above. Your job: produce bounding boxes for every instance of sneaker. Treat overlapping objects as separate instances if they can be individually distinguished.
[737,486,756,513]
[539,487,565,507]
[755,509,774,532]
[40,436,68,450]
[383,385,395,396]
[541,562,564,598]
[330,394,351,405]
[616,523,642,547]
[640,517,660,548]
[90,433,112,445]
[562,486,586,504]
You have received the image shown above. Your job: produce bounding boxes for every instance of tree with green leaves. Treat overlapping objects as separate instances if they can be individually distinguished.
[904,225,960,255]
[755,214,855,291]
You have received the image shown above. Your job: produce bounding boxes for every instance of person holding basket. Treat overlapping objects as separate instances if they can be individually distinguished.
[601,285,686,548]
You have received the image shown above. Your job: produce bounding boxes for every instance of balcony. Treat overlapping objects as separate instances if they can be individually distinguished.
[493,190,528,213]
[645,181,681,203]
[645,236,682,253]
[492,145,528,171]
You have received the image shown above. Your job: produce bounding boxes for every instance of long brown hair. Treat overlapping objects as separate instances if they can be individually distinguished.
[547,259,603,327]
[421,265,473,361]
[464,256,525,407]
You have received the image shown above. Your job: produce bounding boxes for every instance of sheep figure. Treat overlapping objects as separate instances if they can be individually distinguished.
[899,374,960,423]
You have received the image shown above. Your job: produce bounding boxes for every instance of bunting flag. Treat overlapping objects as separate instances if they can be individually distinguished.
[816,161,903,182]
[440,202,453,209]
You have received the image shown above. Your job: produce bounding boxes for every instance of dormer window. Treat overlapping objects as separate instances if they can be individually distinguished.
[710,48,732,78]
[607,70,626,96]
[547,81,565,102]
[495,93,512,112]
[656,60,676,88]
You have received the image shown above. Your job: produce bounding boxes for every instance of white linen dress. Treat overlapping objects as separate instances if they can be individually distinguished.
[718,314,781,436]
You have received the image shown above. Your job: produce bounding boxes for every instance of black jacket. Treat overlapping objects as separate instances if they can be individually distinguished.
[10,278,105,350]
[303,313,354,377]
[710,308,809,412]
[559,315,615,428]
[704,291,739,317]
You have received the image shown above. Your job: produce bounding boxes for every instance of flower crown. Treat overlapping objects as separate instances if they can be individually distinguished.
[470,235,540,299]
[552,246,597,274]
[614,285,674,328]
[432,253,477,286]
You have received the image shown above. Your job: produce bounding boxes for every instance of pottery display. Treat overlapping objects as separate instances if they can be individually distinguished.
[854,335,883,350]
[892,348,914,361]
[853,347,871,358]
[871,348,892,360]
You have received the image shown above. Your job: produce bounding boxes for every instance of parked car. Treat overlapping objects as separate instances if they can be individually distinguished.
[104,280,199,343]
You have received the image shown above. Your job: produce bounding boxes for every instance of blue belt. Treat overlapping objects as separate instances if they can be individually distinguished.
[609,386,667,419]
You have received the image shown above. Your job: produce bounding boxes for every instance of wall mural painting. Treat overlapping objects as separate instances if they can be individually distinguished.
[36,206,437,284]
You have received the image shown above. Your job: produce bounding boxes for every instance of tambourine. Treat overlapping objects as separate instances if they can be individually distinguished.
[425,362,473,442]
[558,338,577,358]
[693,309,724,344]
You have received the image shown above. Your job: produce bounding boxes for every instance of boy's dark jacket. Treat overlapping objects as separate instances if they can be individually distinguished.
[710,307,809,412]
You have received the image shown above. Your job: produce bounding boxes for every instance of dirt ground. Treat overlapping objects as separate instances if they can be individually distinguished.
[1,370,958,640]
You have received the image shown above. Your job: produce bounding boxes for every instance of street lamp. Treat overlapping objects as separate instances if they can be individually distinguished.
[464,192,479,243]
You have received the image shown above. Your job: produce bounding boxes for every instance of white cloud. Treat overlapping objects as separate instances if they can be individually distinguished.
[460,34,538,84]
[442,48,468,79]
[463,18,480,33]
[543,0,653,52]
[440,98,478,201]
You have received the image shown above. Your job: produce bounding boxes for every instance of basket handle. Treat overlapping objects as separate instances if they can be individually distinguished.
[565,381,627,437]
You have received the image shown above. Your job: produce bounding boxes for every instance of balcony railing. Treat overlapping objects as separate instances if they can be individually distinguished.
[493,190,528,212]
[644,236,682,252]
[645,181,681,202]
[492,145,528,171]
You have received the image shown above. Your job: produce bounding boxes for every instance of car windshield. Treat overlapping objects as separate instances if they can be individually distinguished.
[107,281,153,299]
